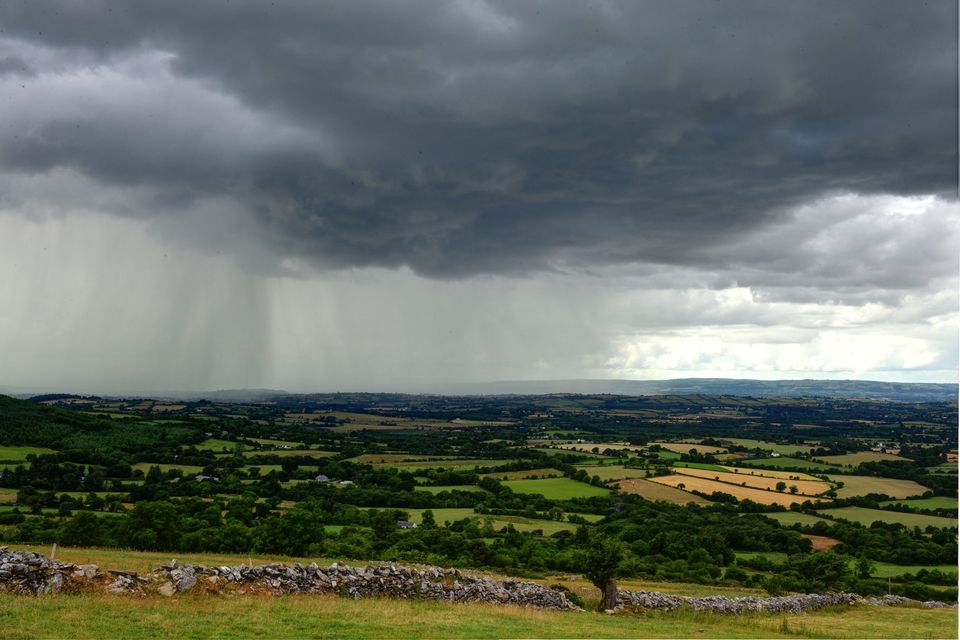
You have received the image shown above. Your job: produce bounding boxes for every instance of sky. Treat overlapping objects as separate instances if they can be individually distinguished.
[0,0,957,394]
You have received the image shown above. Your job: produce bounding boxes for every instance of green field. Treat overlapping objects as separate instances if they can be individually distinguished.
[531,448,606,459]
[416,485,490,494]
[871,562,958,579]
[825,475,928,500]
[132,463,204,475]
[735,551,790,564]
[652,450,682,460]
[720,439,816,456]
[239,449,338,459]
[818,506,958,529]
[0,488,18,503]
[878,497,958,512]
[761,512,832,527]
[246,437,305,448]
[0,445,57,462]
[737,457,837,471]
[0,593,956,639]
[190,439,239,452]
[574,465,649,481]
[671,461,729,472]
[242,464,284,474]
[481,468,563,481]
[501,478,612,499]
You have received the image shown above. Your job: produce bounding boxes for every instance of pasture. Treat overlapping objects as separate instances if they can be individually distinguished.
[500,477,611,499]
[672,461,729,472]
[737,457,837,471]
[719,439,816,455]
[347,454,456,465]
[553,442,645,454]
[720,467,823,482]
[816,451,911,466]
[239,449,338,459]
[530,447,606,459]
[2,591,956,639]
[575,465,649,481]
[317,411,515,432]
[825,475,928,499]
[650,442,728,455]
[614,478,710,505]
[878,497,958,511]
[131,463,204,475]
[372,459,513,471]
[761,512,832,527]
[818,506,958,529]
[871,563,959,579]
[481,468,562,481]
[0,445,56,462]
[416,485,490,494]
[648,475,823,507]
[246,437,305,448]
[0,488,17,503]
[190,439,238,452]
[671,467,831,496]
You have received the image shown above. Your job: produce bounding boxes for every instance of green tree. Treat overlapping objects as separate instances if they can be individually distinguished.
[583,533,624,611]
[59,511,106,547]
[420,509,437,529]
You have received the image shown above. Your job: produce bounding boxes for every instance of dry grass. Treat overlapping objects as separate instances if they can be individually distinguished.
[816,451,912,466]
[613,478,710,505]
[648,475,824,507]
[673,467,831,496]
[802,534,841,550]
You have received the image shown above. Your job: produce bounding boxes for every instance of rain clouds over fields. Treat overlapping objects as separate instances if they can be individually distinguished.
[0,1,956,392]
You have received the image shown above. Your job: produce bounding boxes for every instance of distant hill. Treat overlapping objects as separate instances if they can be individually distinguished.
[435,378,958,402]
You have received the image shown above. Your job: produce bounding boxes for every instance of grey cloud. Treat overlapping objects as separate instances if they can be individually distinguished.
[0,0,955,288]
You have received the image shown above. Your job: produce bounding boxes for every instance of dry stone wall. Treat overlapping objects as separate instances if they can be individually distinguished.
[0,547,576,609]
[1,547,952,614]
[616,589,954,613]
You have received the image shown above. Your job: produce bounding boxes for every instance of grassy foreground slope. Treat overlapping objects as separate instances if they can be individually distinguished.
[0,594,957,640]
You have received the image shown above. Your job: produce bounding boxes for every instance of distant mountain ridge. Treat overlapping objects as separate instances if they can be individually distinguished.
[9,379,956,403]
[436,378,958,402]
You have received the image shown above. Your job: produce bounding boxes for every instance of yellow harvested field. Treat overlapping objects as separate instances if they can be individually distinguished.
[649,474,825,506]
[825,475,929,499]
[816,451,912,466]
[614,478,710,505]
[673,467,831,496]
[719,466,824,482]
[650,442,727,455]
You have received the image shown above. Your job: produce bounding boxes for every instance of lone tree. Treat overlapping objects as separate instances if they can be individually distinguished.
[775,481,787,492]
[583,532,624,611]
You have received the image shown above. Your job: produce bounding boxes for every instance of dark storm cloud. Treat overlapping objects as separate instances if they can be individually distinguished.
[0,0,955,281]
